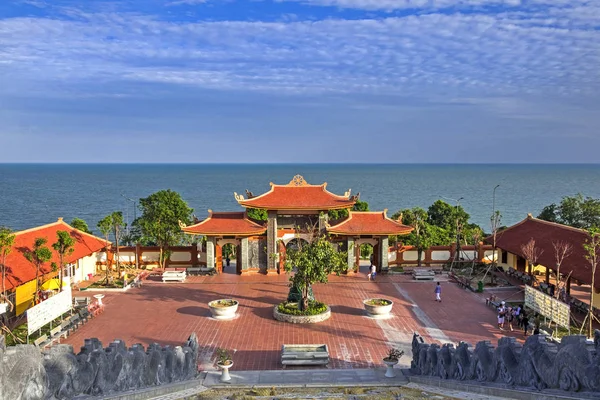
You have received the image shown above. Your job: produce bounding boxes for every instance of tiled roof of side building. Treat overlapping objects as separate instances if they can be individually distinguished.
[181,211,267,236]
[235,175,356,211]
[4,218,109,291]
[486,214,600,289]
[327,210,414,236]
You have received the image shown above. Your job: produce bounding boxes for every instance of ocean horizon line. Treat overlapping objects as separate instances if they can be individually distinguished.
[1,162,600,166]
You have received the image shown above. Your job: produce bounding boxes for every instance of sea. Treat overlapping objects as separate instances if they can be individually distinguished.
[1,164,599,234]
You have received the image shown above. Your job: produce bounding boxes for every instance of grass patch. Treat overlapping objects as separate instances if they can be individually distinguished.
[277,301,327,316]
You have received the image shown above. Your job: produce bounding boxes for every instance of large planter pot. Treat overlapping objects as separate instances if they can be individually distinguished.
[208,299,239,320]
[363,298,393,318]
[383,358,399,378]
[217,361,233,382]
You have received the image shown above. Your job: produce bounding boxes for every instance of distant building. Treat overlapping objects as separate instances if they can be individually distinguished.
[1,218,108,316]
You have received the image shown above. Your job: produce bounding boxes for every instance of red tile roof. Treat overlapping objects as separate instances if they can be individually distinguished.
[235,175,356,211]
[3,218,109,291]
[327,211,414,236]
[181,211,267,236]
[487,215,599,289]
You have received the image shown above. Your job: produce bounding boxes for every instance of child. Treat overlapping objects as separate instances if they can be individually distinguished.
[435,282,442,302]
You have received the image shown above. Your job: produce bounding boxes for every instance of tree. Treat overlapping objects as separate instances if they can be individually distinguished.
[482,210,502,284]
[23,238,52,304]
[0,227,16,311]
[97,216,113,284]
[552,240,572,299]
[582,229,600,338]
[134,190,193,269]
[70,218,92,234]
[520,238,544,280]
[538,194,600,229]
[52,230,75,292]
[247,208,267,222]
[284,225,347,311]
[398,207,429,268]
[427,200,470,233]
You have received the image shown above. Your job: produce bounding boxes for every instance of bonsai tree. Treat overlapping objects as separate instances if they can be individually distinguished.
[283,224,346,311]
[215,348,232,366]
[52,230,75,292]
[383,348,404,362]
[0,227,15,310]
[23,237,52,304]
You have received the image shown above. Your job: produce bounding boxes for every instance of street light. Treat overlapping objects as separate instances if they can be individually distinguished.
[492,184,500,221]
[121,194,139,269]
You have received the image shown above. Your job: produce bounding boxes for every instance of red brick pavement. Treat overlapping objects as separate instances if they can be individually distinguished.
[63,272,523,370]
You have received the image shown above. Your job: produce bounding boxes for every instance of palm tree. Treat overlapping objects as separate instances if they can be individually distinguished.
[23,237,52,304]
[52,230,75,292]
[0,227,16,310]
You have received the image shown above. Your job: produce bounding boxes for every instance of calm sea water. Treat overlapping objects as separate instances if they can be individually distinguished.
[1,164,599,234]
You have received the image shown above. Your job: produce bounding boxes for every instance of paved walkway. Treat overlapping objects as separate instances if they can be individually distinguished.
[65,272,524,370]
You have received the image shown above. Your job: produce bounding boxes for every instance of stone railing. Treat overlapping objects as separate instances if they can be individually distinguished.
[410,330,600,393]
[0,334,199,400]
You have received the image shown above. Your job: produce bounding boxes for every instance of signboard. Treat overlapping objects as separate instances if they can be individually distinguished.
[524,285,570,329]
[27,287,72,335]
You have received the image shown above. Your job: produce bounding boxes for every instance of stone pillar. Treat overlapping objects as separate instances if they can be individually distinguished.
[240,237,249,273]
[267,211,278,271]
[379,236,389,272]
[347,237,355,272]
[206,237,215,269]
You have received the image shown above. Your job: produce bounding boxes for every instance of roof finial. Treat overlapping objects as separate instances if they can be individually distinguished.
[527,213,533,219]
[288,174,308,186]
[57,217,64,222]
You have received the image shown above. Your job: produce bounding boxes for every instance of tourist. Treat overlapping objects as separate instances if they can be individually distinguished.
[522,312,529,336]
[497,301,506,330]
[434,282,442,302]
[506,306,514,332]
[368,264,376,281]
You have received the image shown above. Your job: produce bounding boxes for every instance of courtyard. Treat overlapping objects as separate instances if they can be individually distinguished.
[63,270,521,371]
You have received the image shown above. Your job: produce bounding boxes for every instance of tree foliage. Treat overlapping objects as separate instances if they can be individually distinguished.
[0,227,16,310]
[247,208,268,222]
[133,190,193,268]
[70,218,92,234]
[52,230,75,292]
[23,237,52,303]
[328,200,370,221]
[538,194,600,229]
[284,226,347,311]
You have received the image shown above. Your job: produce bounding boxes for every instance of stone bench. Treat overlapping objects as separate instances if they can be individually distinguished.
[186,267,202,276]
[281,344,329,368]
[33,334,49,348]
[162,271,186,282]
[412,270,435,280]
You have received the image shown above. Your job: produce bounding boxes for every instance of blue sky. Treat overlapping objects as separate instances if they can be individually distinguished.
[1,0,599,163]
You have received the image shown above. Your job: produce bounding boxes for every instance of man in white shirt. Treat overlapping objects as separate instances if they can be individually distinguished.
[497,301,506,330]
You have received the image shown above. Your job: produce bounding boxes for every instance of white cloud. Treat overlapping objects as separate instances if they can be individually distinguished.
[165,0,208,5]
[0,1,598,100]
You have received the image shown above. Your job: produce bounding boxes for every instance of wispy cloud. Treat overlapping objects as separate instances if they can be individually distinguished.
[0,2,598,98]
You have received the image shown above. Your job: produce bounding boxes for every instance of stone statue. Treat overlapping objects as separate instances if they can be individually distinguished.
[410,330,600,394]
[0,333,199,400]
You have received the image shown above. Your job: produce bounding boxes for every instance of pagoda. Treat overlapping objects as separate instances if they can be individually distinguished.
[181,175,412,274]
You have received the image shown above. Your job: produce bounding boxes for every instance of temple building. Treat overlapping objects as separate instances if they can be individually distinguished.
[181,175,413,274]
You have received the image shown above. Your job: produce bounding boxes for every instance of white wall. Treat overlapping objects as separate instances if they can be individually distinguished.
[170,252,191,262]
[403,251,424,261]
[431,250,451,260]
[71,252,103,283]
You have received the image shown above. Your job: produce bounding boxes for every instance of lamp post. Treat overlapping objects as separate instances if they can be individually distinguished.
[121,195,138,269]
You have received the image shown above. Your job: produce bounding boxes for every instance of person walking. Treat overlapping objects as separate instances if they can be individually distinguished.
[434,282,442,302]
[522,312,530,336]
[497,301,506,330]
[368,263,377,281]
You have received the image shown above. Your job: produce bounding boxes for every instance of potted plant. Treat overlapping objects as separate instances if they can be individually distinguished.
[215,348,233,382]
[208,299,239,320]
[383,348,404,378]
[363,298,393,318]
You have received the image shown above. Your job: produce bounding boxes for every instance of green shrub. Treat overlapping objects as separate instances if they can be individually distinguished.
[277,301,327,316]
